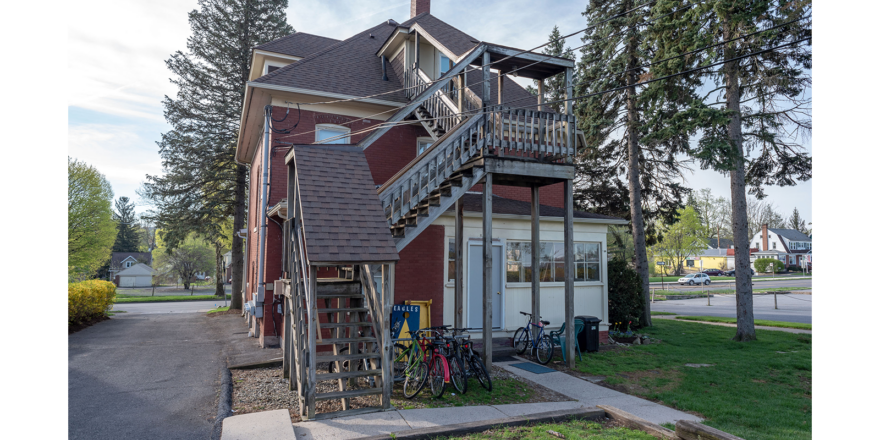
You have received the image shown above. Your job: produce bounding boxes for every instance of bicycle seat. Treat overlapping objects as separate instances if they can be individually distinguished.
[540,320,550,325]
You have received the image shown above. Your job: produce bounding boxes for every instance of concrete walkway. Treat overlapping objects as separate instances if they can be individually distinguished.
[652,315,812,334]
[223,356,700,439]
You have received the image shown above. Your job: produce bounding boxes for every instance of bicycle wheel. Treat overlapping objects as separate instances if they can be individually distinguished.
[535,335,555,365]
[428,357,446,398]
[449,355,467,394]
[328,347,361,374]
[403,361,428,399]
[469,354,492,391]
[392,343,408,381]
[512,327,529,355]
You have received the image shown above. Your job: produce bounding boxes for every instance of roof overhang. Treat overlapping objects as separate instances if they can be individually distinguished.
[376,26,411,59]
[483,43,574,80]
[439,210,628,225]
[248,50,303,81]
[268,199,288,220]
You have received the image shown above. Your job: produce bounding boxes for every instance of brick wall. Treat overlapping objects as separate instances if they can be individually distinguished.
[469,181,565,208]
[394,225,445,327]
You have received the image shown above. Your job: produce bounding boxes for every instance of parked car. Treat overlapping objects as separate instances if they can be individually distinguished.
[701,269,724,276]
[678,273,711,285]
[723,268,755,276]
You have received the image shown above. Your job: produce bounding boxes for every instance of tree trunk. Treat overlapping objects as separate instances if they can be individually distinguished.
[725,22,756,342]
[215,242,224,297]
[230,163,247,310]
[624,9,651,327]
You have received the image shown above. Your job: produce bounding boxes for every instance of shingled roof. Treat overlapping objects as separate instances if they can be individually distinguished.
[255,32,340,58]
[289,145,399,264]
[253,13,538,108]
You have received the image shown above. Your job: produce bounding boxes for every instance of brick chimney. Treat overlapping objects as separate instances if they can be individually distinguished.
[762,224,768,251]
[411,0,430,18]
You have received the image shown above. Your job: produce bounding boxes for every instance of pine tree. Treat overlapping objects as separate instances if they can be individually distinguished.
[112,197,141,253]
[788,207,807,233]
[141,0,293,305]
[528,26,576,114]
[647,0,812,341]
[574,0,695,327]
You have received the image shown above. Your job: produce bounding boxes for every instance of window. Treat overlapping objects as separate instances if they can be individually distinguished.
[315,124,350,144]
[124,261,133,268]
[417,137,433,155]
[263,60,286,75]
[506,241,600,283]
[439,54,453,93]
[772,242,776,249]
[447,239,456,282]
[686,259,695,267]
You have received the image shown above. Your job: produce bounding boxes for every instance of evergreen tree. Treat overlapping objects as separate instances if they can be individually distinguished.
[528,26,576,114]
[112,197,140,252]
[141,0,293,306]
[647,0,812,341]
[788,207,807,233]
[574,0,694,327]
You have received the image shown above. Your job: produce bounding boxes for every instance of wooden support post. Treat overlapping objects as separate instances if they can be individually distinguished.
[482,52,491,110]
[454,199,464,329]
[458,72,466,114]
[414,31,420,73]
[306,265,318,420]
[531,185,540,326]
[381,263,395,409]
[498,69,504,106]
[537,79,544,112]
[482,173,493,371]
[564,67,574,162]
[564,180,575,368]
[282,293,289,379]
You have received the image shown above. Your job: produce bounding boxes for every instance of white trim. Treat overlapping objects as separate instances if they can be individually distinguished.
[246,81,406,108]
[253,49,303,62]
[376,27,410,59]
[416,136,433,155]
[410,23,458,61]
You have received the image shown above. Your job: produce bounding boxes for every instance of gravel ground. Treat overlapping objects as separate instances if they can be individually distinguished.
[230,362,572,421]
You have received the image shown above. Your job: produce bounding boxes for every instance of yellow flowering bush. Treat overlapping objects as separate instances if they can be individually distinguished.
[68,280,117,325]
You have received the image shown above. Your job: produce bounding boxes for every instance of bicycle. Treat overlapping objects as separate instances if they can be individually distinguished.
[512,311,554,364]
[448,327,491,392]
[431,326,468,394]
[393,329,430,399]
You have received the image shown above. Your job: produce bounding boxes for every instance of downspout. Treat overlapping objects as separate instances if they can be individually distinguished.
[256,106,272,310]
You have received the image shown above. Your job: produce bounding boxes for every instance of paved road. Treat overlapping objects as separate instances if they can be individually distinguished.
[113,300,223,314]
[652,293,812,323]
[69,309,235,439]
[652,278,811,293]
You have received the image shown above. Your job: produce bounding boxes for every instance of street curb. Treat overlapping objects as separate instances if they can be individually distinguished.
[211,366,233,440]
[115,297,232,304]
[354,407,605,440]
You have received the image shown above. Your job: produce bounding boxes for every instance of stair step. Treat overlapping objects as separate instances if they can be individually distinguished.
[315,352,381,363]
[312,406,384,421]
[316,292,363,299]
[317,337,377,345]
[320,322,373,328]
[316,387,383,401]
[317,368,382,381]
[317,308,369,314]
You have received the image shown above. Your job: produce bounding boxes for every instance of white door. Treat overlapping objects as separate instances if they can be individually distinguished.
[467,243,503,329]
[120,276,135,288]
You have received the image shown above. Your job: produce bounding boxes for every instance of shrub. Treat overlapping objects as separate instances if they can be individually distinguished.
[69,280,117,325]
[608,258,645,330]
[754,258,783,273]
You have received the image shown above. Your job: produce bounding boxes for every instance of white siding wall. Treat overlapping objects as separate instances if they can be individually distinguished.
[433,213,611,336]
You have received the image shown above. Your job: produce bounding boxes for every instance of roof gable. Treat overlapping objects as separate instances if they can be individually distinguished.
[768,228,811,242]
[116,263,156,276]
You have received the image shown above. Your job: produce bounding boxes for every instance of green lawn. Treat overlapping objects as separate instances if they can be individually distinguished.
[116,294,231,303]
[437,419,655,440]
[675,316,812,330]
[567,320,811,440]
[649,274,811,283]
[650,311,677,316]
[660,287,811,297]
[207,306,230,314]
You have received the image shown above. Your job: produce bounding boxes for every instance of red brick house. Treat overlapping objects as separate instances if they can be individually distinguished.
[235,1,626,418]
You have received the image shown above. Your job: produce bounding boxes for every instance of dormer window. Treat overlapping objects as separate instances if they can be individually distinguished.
[125,261,133,268]
[315,124,351,144]
[263,60,287,76]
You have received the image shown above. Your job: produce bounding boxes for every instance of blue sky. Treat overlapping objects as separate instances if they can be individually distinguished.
[68,0,811,222]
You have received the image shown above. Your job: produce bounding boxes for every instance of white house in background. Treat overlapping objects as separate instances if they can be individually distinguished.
[115,263,156,288]
[749,224,812,270]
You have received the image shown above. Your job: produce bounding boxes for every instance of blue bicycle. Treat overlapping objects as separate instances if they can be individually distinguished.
[512,311,554,364]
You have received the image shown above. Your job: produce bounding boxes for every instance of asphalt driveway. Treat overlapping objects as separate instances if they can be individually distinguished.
[69,310,244,439]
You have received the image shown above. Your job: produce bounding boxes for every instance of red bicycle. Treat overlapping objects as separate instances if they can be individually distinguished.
[418,326,451,398]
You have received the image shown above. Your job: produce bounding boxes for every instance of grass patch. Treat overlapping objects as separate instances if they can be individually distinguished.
[106,310,127,316]
[436,419,655,439]
[570,320,811,439]
[391,376,541,409]
[207,306,230,314]
[675,316,812,330]
[649,274,811,283]
[116,294,231,303]
[661,287,811,297]
[651,311,677,316]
